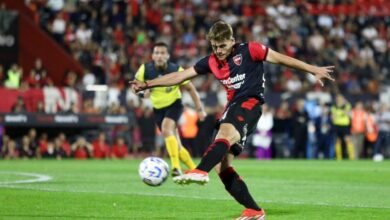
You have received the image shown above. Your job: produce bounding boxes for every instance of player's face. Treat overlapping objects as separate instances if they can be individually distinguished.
[152,46,169,67]
[210,38,235,61]
[336,95,346,107]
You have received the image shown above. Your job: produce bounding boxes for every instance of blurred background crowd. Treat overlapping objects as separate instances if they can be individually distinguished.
[0,0,389,161]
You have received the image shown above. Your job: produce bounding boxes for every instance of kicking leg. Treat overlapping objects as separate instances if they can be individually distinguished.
[197,123,239,172]
[173,123,239,184]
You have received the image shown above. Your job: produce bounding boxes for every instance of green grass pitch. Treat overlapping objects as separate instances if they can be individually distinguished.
[1,159,389,219]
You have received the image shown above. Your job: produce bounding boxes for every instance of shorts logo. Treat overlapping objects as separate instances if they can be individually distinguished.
[242,124,248,144]
[233,54,242,66]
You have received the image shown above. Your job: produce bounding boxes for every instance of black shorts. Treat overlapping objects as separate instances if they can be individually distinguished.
[217,96,263,149]
[153,99,183,130]
[334,125,351,138]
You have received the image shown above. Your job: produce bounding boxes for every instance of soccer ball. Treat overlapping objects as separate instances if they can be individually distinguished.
[373,154,384,162]
[138,157,170,186]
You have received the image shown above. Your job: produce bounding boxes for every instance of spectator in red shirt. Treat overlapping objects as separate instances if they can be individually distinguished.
[92,132,110,159]
[39,70,54,87]
[71,137,93,159]
[58,132,71,157]
[113,24,125,46]
[111,137,129,159]
[25,70,40,88]
[38,133,49,157]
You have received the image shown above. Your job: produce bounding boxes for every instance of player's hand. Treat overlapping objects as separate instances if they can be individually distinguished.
[197,109,207,121]
[137,90,151,98]
[129,80,148,93]
[313,66,335,87]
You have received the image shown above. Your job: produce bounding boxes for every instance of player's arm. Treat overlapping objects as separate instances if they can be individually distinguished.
[130,67,198,92]
[180,82,207,121]
[265,49,335,86]
[133,64,151,97]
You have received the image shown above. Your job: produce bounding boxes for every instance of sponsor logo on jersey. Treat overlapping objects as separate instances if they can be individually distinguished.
[233,54,242,66]
[220,73,246,89]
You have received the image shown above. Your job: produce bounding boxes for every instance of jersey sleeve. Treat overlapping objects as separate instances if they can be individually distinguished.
[194,56,211,75]
[248,41,269,61]
[135,64,145,81]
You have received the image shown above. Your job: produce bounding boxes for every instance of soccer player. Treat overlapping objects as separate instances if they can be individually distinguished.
[130,21,334,219]
[331,94,354,160]
[134,42,206,177]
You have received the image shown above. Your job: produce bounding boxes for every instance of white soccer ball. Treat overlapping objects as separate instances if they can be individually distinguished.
[373,154,384,162]
[138,157,170,186]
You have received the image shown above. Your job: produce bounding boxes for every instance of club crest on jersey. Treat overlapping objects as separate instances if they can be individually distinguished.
[233,54,242,66]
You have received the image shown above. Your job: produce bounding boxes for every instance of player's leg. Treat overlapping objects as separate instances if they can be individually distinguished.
[172,123,239,185]
[160,100,186,176]
[219,154,265,220]
[345,126,355,160]
[346,135,355,160]
[175,128,196,170]
[335,128,343,160]
[195,97,262,172]
[196,123,240,172]
[161,117,181,176]
[339,131,348,159]
[174,97,262,185]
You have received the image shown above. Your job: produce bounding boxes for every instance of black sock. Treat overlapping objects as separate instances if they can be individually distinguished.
[197,139,230,172]
[219,167,261,211]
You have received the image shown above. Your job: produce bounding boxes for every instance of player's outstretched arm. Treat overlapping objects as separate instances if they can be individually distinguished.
[266,49,335,86]
[129,67,198,92]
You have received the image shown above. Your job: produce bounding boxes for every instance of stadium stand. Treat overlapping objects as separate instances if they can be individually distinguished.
[0,0,389,160]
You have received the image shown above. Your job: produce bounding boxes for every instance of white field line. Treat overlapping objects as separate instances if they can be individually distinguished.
[0,171,52,185]
[1,183,389,210]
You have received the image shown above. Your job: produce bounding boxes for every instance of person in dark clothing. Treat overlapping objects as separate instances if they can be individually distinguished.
[292,99,309,158]
[137,105,157,153]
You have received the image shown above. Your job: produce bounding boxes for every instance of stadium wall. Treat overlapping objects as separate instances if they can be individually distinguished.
[1,0,83,85]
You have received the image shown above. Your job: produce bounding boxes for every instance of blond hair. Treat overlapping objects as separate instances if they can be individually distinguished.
[206,20,233,41]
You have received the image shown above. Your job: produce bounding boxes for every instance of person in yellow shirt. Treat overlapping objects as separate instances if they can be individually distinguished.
[4,64,22,89]
[331,94,354,160]
[135,42,206,176]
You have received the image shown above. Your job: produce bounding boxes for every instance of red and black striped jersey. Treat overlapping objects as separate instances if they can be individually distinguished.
[194,42,268,104]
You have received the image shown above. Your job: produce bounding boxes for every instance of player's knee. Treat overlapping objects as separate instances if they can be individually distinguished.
[161,118,176,137]
[229,143,244,156]
[216,124,240,144]
[161,128,174,137]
